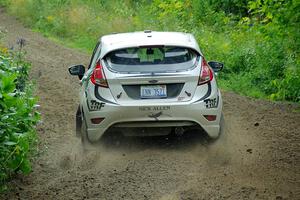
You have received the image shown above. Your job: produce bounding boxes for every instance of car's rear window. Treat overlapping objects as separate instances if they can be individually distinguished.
[105,46,198,73]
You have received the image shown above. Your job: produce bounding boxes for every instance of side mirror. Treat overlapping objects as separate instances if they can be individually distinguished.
[68,65,85,79]
[208,61,224,72]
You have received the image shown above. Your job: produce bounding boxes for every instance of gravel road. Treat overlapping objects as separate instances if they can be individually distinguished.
[1,8,299,200]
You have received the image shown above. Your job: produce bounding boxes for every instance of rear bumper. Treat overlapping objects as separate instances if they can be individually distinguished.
[83,90,223,142]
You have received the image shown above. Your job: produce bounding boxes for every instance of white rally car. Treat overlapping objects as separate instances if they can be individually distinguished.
[69,31,224,146]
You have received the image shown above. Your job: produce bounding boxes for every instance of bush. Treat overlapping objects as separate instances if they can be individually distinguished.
[0,43,40,191]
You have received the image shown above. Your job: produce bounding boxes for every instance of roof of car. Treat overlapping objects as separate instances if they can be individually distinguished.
[99,31,202,58]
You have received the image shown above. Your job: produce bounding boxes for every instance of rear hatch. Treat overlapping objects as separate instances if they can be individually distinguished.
[103,46,201,105]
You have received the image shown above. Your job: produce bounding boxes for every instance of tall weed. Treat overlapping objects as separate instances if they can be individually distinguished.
[0,41,40,191]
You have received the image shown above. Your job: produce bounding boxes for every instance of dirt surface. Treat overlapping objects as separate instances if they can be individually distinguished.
[1,8,300,200]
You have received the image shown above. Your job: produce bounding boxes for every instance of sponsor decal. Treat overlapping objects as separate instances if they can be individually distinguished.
[177,96,185,101]
[139,106,170,111]
[185,91,191,97]
[148,111,163,120]
[117,92,122,99]
[148,111,172,121]
[140,106,171,120]
[90,100,105,111]
[204,96,219,108]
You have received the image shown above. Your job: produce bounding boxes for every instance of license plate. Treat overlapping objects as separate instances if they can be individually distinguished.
[140,85,167,99]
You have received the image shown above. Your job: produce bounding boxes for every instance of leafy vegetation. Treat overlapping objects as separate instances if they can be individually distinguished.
[0,39,40,191]
[0,0,299,102]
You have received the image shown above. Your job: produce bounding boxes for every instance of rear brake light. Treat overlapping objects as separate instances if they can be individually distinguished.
[90,61,108,87]
[198,57,213,85]
[204,115,216,121]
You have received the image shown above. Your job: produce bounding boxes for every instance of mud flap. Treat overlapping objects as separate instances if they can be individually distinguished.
[79,109,98,151]
[210,113,224,141]
[76,106,82,137]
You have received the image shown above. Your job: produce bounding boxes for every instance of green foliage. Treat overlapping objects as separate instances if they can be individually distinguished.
[0,45,40,191]
[206,0,248,17]
[0,0,299,102]
[248,0,299,25]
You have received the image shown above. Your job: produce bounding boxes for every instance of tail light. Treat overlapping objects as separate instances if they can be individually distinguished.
[90,61,108,87]
[91,117,105,124]
[198,57,213,85]
[204,115,216,121]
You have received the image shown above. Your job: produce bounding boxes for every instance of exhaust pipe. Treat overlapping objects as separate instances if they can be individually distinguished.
[174,127,185,136]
